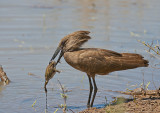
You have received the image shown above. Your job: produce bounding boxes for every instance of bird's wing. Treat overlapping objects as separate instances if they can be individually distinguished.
[96,48,122,57]
[74,48,119,75]
[75,48,148,75]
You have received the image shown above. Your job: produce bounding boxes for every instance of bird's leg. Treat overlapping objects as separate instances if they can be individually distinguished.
[87,75,93,108]
[90,76,97,107]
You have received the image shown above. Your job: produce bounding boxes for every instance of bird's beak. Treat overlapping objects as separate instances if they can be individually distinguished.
[50,47,64,66]
[50,47,61,61]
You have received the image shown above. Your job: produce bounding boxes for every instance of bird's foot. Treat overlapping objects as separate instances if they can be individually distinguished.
[87,104,91,108]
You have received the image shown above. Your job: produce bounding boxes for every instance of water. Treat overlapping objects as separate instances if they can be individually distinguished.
[0,0,160,112]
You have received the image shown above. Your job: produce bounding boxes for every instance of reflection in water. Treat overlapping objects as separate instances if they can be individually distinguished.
[45,91,48,112]
[0,0,160,113]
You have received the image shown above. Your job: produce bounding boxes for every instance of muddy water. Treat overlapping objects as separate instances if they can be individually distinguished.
[0,0,160,112]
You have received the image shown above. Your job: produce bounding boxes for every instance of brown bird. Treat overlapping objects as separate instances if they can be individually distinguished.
[50,31,148,107]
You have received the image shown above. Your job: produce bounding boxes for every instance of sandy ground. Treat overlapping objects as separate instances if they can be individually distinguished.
[80,89,160,113]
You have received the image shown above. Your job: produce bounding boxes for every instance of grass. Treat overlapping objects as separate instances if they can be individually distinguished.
[138,40,160,60]
[54,109,59,113]
[32,99,37,107]
[57,80,68,113]
[105,97,127,113]
[105,104,126,113]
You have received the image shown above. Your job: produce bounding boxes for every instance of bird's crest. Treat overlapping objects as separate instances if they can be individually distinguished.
[61,31,91,52]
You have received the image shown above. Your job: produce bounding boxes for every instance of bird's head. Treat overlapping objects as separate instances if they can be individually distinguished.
[50,31,91,65]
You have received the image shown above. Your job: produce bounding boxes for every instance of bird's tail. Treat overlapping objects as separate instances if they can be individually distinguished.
[117,53,149,69]
[121,53,149,67]
[107,53,149,72]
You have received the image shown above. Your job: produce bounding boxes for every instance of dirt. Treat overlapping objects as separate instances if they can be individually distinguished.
[79,89,160,113]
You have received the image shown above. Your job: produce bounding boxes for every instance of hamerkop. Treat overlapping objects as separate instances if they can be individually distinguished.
[50,31,148,107]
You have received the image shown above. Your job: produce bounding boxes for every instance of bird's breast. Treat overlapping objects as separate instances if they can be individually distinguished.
[63,52,80,69]
[63,51,93,74]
